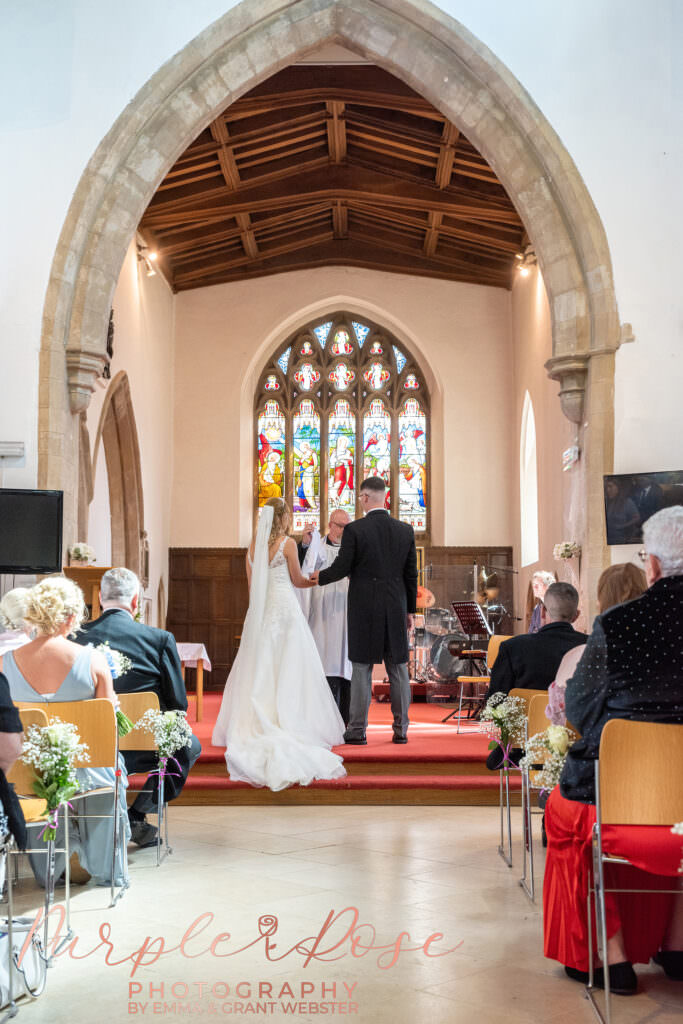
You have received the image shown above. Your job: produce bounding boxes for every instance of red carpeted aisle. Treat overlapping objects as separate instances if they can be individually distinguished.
[141,694,521,806]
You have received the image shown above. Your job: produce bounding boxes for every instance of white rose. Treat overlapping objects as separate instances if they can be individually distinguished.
[547,725,569,754]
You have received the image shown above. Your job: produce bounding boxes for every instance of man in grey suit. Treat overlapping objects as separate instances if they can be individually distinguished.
[312,477,417,744]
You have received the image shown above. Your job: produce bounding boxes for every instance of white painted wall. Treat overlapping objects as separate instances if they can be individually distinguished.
[85,240,175,618]
[171,267,513,547]
[0,0,680,582]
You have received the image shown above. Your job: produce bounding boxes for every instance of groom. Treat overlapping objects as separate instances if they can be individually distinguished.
[312,476,417,744]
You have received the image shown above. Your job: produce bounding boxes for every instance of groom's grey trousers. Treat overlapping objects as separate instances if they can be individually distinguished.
[346,659,411,740]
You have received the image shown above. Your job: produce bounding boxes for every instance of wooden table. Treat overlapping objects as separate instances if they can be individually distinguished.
[176,643,212,722]
[63,565,113,619]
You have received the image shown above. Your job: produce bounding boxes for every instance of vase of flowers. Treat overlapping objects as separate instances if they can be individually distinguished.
[136,709,193,795]
[69,542,95,566]
[20,719,90,841]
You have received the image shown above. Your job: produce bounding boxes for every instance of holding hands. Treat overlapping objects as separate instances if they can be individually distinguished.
[309,571,320,585]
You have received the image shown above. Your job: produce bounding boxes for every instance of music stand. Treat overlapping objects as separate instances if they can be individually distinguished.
[444,601,492,725]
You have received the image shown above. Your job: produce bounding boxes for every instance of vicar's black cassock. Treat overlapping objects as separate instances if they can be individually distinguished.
[318,509,418,664]
[75,609,201,806]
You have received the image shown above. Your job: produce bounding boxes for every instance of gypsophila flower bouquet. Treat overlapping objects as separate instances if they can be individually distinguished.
[69,542,95,564]
[520,724,575,794]
[21,720,90,841]
[479,693,527,768]
[553,541,581,561]
[136,709,193,792]
[95,642,135,737]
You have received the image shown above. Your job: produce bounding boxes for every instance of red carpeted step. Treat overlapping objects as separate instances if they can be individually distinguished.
[163,773,521,791]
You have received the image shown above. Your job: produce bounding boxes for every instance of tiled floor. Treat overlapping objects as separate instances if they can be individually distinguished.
[7,805,683,1023]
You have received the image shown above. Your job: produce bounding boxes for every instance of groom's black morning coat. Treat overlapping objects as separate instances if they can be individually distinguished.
[318,509,417,664]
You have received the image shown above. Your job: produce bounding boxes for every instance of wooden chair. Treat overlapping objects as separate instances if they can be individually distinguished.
[587,720,683,1023]
[518,693,553,901]
[12,699,127,917]
[453,634,513,733]
[118,692,171,865]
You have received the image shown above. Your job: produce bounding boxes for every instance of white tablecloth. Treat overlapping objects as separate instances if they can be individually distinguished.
[176,642,212,671]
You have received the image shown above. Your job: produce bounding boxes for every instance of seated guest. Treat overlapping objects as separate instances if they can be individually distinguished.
[544,506,683,993]
[487,582,587,699]
[526,571,556,633]
[0,577,130,887]
[0,587,32,654]
[547,563,647,725]
[75,568,201,848]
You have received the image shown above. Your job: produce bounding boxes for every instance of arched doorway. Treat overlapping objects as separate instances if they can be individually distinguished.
[38,0,623,603]
[90,371,145,575]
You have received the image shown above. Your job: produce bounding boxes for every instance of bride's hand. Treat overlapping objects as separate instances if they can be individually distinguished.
[309,571,320,586]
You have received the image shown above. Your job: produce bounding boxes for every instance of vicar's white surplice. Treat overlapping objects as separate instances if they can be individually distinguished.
[301,532,352,680]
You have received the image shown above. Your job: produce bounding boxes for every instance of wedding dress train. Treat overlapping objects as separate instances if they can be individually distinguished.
[212,509,346,791]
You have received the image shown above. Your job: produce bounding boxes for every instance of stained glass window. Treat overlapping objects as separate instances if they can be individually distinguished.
[363,399,391,506]
[277,347,291,374]
[313,322,333,348]
[328,362,355,390]
[292,400,321,532]
[328,399,356,519]
[398,398,427,529]
[257,401,285,506]
[257,314,429,533]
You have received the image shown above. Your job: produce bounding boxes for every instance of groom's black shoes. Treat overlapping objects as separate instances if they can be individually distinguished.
[392,735,408,744]
[343,733,367,745]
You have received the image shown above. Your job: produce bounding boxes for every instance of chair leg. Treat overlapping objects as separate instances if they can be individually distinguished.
[519,770,535,901]
[109,770,128,908]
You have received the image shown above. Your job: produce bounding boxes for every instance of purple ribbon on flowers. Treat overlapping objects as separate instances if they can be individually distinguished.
[496,741,521,771]
[39,801,75,841]
[149,755,182,781]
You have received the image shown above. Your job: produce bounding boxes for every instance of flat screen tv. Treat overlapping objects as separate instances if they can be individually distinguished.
[603,471,683,545]
[0,489,63,573]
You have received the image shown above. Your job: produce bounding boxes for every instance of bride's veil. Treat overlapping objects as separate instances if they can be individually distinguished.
[211,503,274,745]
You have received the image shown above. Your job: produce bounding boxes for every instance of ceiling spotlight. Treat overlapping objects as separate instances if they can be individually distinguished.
[516,244,537,275]
[148,251,158,261]
[137,242,158,277]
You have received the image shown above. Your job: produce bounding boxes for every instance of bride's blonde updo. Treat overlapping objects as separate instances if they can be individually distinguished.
[264,497,291,545]
[22,576,88,637]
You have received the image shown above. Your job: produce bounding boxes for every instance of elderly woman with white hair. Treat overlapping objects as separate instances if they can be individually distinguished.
[0,576,130,888]
[543,506,683,994]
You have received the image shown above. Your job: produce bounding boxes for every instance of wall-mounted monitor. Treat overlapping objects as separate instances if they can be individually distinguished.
[0,489,63,573]
[603,472,683,545]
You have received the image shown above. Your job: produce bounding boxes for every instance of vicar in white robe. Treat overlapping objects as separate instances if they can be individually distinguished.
[297,511,352,724]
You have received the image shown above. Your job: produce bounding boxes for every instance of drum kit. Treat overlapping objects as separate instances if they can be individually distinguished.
[410,607,469,684]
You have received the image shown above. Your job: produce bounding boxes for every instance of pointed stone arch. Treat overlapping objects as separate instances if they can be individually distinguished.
[38,0,622,599]
[91,371,145,575]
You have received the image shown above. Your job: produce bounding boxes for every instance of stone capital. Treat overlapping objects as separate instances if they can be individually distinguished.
[545,354,589,424]
[66,348,108,413]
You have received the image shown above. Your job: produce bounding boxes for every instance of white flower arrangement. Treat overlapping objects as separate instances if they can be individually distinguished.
[95,642,135,736]
[136,709,193,759]
[21,719,90,841]
[69,542,95,563]
[553,541,581,561]
[520,724,575,793]
[480,693,527,765]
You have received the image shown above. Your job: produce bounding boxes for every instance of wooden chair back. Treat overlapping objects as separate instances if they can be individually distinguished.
[527,693,552,738]
[599,719,683,825]
[14,698,116,768]
[117,692,160,752]
[509,688,548,714]
[487,635,512,670]
[7,707,49,796]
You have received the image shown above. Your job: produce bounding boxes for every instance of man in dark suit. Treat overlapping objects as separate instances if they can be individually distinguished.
[311,476,417,744]
[75,567,201,847]
[486,582,587,699]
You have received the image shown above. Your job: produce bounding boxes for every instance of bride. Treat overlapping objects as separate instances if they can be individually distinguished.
[212,497,346,791]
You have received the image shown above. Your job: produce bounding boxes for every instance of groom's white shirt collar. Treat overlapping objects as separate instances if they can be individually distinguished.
[366,507,389,514]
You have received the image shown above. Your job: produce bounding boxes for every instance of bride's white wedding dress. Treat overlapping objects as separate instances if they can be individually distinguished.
[212,507,346,792]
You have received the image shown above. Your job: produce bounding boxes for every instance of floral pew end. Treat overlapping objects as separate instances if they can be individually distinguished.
[95,643,135,738]
[480,693,526,866]
[21,720,90,843]
[132,710,194,864]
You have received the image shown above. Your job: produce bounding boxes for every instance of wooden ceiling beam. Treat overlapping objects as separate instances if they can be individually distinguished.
[435,122,460,189]
[160,201,333,256]
[173,229,335,285]
[142,168,523,234]
[332,201,348,239]
[226,88,444,123]
[423,211,442,258]
[326,101,347,163]
[209,117,241,191]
